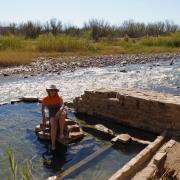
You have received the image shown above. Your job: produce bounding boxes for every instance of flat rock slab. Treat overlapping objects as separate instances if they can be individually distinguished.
[66,125,80,132]
[69,131,84,139]
[65,119,79,126]
[38,131,51,140]
[35,118,84,144]
[19,96,39,102]
[111,134,131,143]
[10,99,22,104]
[94,124,116,136]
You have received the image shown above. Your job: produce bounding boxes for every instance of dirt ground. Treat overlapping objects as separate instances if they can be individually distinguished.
[165,140,180,179]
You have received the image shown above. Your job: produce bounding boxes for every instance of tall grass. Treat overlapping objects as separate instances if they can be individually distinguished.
[0,51,36,66]
[7,146,17,179]
[0,35,22,50]
[0,32,180,67]
[141,32,180,47]
[7,146,32,180]
[37,33,92,52]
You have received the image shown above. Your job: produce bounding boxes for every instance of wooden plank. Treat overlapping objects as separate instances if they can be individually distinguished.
[57,144,112,179]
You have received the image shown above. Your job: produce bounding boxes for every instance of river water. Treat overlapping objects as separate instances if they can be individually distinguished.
[0,59,179,179]
[0,59,179,103]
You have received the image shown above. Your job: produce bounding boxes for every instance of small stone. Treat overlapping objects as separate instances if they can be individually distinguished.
[3,73,9,77]
[170,60,174,66]
[120,70,127,73]
[121,61,127,65]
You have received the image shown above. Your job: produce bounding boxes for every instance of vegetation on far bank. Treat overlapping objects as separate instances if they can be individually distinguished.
[0,19,180,66]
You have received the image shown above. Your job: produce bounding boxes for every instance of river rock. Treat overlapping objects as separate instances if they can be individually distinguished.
[111,134,131,143]
[120,70,127,73]
[3,73,9,76]
[121,61,127,65]
[170,60,174,66]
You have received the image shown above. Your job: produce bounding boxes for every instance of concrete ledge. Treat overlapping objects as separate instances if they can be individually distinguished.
[109,131,166,180]
[19,96,40,102]
[0,97,73,109]
[132,139,176,180]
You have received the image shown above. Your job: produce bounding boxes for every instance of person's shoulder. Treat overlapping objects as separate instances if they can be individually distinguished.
[43,96,49,103]
[57,95,63,102]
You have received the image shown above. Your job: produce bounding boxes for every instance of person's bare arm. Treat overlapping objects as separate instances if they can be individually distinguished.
[59,98,65,113]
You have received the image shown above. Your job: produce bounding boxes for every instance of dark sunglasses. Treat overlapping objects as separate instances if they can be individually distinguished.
[49,89,57,92]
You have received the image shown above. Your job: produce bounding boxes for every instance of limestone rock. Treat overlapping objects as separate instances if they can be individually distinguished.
[111,134,131,143]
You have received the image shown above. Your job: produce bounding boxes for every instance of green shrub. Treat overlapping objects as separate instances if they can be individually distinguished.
[141,32,180,47]
[37,33,92,52]
[0,35,22,50]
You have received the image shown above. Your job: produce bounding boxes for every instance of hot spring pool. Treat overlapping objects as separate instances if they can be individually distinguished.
[0,102,148,179]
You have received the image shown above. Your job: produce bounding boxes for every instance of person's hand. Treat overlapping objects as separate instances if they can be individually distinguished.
[60,105,65,112]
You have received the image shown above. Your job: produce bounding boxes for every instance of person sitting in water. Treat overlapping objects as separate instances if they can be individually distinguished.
[41,85,66,150]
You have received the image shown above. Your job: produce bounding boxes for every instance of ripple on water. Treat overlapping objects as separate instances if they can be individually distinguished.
[0,59,179,103]
[0,102,147,179]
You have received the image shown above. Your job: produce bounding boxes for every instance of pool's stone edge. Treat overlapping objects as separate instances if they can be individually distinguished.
[73,88,180,134]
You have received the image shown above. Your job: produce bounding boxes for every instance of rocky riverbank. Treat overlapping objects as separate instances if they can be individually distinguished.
[0,52,180,77]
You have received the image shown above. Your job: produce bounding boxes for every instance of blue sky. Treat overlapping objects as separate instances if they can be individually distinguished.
[0,0,180,26]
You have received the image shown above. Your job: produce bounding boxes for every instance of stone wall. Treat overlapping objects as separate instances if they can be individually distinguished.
[73,88,180,134]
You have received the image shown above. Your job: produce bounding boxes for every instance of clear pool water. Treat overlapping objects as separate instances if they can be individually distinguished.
[0,102,146,179]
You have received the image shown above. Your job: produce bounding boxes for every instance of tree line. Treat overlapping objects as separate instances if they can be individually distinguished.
[0,19,179,41]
